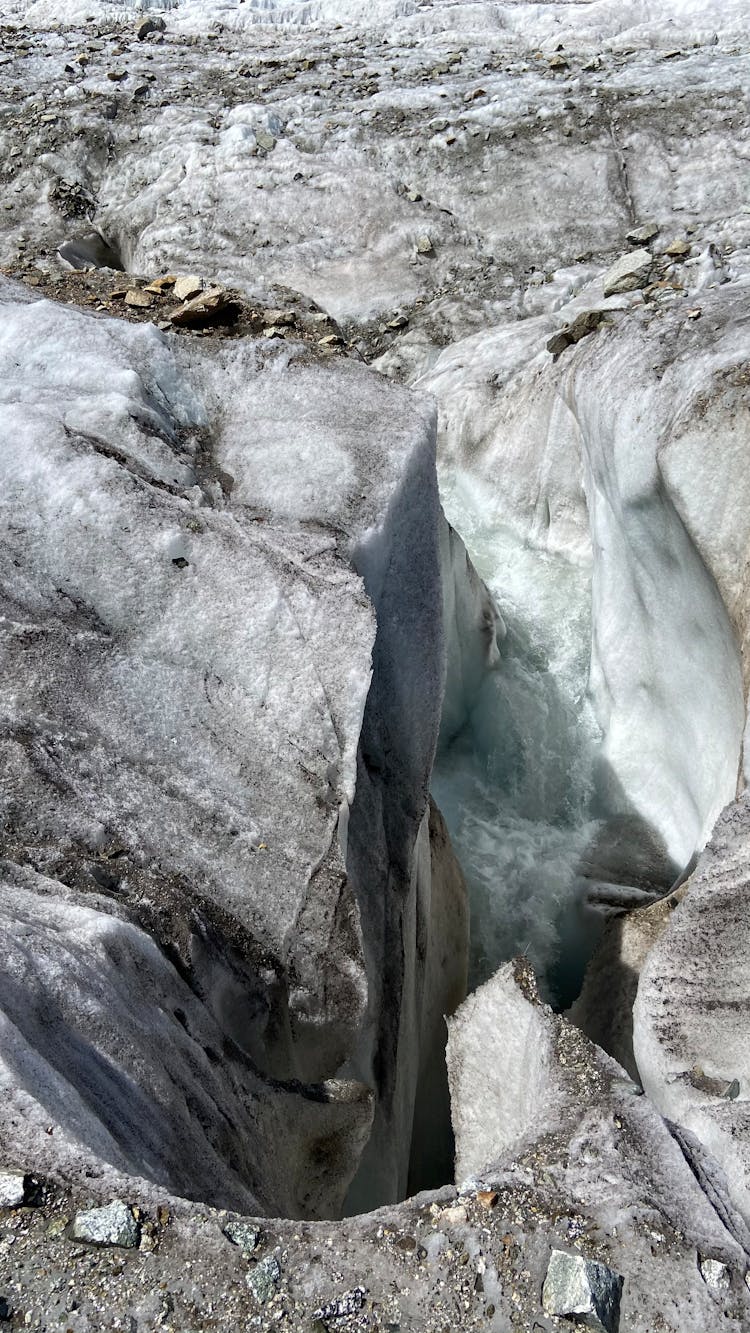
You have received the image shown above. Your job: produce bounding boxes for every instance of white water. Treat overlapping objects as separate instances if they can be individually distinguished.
[433,479,603,1006]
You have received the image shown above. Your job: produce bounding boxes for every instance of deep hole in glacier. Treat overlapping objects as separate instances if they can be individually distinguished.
[431,535,680,1014]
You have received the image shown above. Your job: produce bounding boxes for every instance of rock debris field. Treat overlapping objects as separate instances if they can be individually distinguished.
[2,0,750,1330]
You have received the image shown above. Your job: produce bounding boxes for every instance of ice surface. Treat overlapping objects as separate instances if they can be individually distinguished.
[634,796,750,1226]
[0,276,465,1215]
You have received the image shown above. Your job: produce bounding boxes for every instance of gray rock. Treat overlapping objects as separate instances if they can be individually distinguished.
[547,308,605,356]
[602,248,652,297]
[0,1173,26,1208]
[542,1249,623,1333]
[136,17,166,39]
[222,1220,262,1256]
[246,1255,281,1303]
[70,1200,140,1249]
[255,130,276,152]
[699,1256,731,1291]
[416,234,434,255]
[626,222,659,244]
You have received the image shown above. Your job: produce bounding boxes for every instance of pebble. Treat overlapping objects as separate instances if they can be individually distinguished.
[698,1256,730,1291]
[246,1255,281,1304]
[0,1174,26,1208]
[125,288,153,307]
[222,1220,262,1255]
[70,1200,140,1249]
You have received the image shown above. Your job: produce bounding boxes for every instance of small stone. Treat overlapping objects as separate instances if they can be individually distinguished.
[263,308,295,327]
[137,16,166,39]
[542,1250,623,1333]
[173,275,203,302]
[665,238,691,258]
[602,248,652,297]
[548,54,569,69]
[406,189,422,202]
[0,1174,27,1208]
[395,1234,416,1251]
[102,100,118,120]
[144,276,177,293]
[547,330,572,356]
[476,1190,499,1210]
[125,288,153,308]
[71,1201,140,1249]
[313,1287,366,1321]
[255,129,276,152]
[223,1220,262,1255]
[169,287,232,327]
[172,556,189,570]
[626,221,659,244]
[724,1078,740,1099]
[106,69,127,82]
[699,1256,731,1291]
[386,314,409,329]
[440,1204,468,1227]
[246,1255,281,1304]
[686,307,702,321]
[416,234,434,255]
[317,333,342,347]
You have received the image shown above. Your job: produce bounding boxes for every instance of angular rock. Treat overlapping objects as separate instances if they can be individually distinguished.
[70,1200,140,1248]
[416,234,434,255]
[172,275,203,302]
[0,1174,26,1208]
[137,17,166,40]
[246,1255,280,1303]
[602,248,652,297]
[699,1256,731,1291]
[665,238,691,258]
[255,130,276,152]
[626,222,659,244]
[542,1249,623,1333]
[124,288,153,308]
[169,286,232,326]
[223,1220,262,1256]
[547,308,605,356]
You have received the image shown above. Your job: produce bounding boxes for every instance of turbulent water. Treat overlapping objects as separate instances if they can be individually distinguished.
[433,485,604,1007]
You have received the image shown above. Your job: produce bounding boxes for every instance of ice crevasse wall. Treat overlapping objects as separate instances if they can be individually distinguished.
[0,278,499,1218]
[422,285,749,1007]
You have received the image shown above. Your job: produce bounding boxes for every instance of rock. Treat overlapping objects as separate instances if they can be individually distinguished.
[106,70,127,83]
[542,1249,623,1333]
[246,1255,281,1303]
[626,222,659,244]
[136,17,166,40]
[223,1220,262,1255]
[172,275,203,302]
[255,130,276,152]
[547,308,605,355]
[476,1189,498,1210]
[416,234,434,255]
[406,189,422,202]
[602,248,652,297]
[699,1256,731,1291]
[665,238,691,258]
[263,308,295,327]
[169,287,233,327]
[548,54,569,70]
[440,1204,468,1227]
[0,1173,26,1208]
[313,1287,366,1320]
[124,288,153,308]
[386,314,409,330]
[70,1201,140,1248]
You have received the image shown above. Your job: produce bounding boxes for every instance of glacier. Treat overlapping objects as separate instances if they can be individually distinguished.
[2,0,750,1328]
